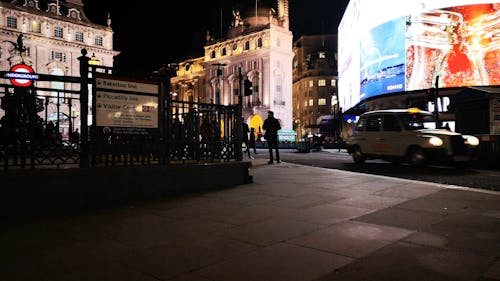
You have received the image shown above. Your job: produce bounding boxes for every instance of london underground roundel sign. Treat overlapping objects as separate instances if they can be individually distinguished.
[8,64,36,87]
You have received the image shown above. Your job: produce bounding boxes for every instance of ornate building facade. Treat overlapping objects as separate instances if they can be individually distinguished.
[0,0,118,135]
[292,34,338,140]
[171,0,294,138]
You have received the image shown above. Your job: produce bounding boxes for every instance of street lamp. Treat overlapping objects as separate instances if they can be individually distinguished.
[89,53,100,66]
[71,107,80,132]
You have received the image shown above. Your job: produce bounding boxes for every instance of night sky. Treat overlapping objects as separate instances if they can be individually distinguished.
[82,0,349,74]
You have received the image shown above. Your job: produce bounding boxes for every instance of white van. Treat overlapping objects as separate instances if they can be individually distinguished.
[345,108,480,166]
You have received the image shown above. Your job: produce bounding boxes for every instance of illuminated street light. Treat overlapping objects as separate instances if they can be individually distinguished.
[89,53,100,66]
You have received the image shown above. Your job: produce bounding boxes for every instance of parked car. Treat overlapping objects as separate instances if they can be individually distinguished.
[345,108,480,167]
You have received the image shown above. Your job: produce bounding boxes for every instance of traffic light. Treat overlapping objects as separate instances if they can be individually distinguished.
[244,79,253,96]
[426,88,436,102]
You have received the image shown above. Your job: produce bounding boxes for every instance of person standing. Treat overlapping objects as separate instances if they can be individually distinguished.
[242,120,251,158]
[263,111,281,164]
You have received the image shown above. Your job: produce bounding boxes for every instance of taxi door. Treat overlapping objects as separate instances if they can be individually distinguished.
[363,115,385,155]
[377,114,403,156]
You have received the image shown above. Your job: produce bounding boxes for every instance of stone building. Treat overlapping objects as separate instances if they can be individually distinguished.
[171,0,294,138]
[0,0,119,136]
[292,34,338,139]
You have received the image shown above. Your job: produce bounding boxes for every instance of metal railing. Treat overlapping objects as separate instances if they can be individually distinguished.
[0,52,241,170]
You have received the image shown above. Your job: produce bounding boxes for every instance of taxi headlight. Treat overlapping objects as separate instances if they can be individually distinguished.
[465,136,480,146]
[429,136,443,146]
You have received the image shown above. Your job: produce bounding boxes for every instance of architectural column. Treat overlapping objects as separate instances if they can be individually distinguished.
[262,57,270,107]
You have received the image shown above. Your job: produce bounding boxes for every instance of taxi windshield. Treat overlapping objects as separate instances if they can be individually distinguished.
[400,113,435,130]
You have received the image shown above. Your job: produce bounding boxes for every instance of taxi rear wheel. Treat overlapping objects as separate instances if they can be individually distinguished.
[352,146,366,164]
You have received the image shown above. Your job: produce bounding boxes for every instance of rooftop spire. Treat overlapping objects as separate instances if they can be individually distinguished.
[107,12,111,28]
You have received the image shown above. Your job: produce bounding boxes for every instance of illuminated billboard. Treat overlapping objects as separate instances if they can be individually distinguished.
[338,0,499,112]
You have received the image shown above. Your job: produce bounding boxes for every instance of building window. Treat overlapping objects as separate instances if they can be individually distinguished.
[211,50,215,59]
[309,80,314,87]
[245,41,250,50]
[75,31,84,42]
[50,68,64,103]
[276,74,283,94]
[318,79,326,86]
[222,47,226,56]
[309,99,314,106]
[304,100,308,107]
[30,21,41,33]
[54,26,63,38]
[7,16,17,29]
[319,51,326,59]
[318,98,327,106]
[51,51,66,62]
[276,84,282,93]
[257,37,262,48]
[95,36,103,46]
[331,79,336,87]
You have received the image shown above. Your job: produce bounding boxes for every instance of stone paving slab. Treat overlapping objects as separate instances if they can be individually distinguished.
[0,158,498,281]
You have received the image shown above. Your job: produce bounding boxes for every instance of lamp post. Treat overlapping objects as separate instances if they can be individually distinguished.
[71,107,79,133]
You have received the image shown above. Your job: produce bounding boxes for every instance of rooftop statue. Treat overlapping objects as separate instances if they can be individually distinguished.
[232,9,243,27]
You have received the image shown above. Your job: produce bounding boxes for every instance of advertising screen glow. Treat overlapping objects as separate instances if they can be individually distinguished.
[338,0,500,112]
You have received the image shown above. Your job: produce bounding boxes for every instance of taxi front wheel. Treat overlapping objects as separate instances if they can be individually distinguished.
[408,147,425,167]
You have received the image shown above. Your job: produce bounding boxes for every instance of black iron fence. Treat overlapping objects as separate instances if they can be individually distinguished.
[0,50,242,170]
[87,100,239,167]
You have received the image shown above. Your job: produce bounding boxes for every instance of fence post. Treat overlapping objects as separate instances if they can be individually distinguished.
[78,49,90,168]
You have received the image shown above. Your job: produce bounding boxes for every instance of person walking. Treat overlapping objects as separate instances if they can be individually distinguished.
[263,111,281,164]
[242,120,252,158]
[248,127,257,156]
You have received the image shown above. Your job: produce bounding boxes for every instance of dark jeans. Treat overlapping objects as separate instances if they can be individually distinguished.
[243,140,250,156]
[267,140,279,162]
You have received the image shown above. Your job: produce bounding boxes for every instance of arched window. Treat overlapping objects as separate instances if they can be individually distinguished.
[252,76,260,106]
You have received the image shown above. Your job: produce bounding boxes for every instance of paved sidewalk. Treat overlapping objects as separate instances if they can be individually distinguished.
[1,159,499,281]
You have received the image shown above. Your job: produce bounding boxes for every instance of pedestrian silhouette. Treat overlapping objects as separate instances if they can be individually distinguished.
[263,111,281,164]
[242,120,253,159]
[248,127,257,156]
